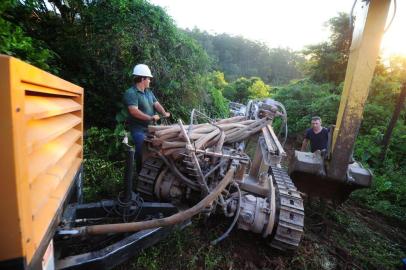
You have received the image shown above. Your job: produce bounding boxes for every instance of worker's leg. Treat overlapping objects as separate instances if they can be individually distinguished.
[130,128,145,173]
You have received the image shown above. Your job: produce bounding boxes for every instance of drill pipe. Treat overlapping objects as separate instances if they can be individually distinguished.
[76,166,236,236]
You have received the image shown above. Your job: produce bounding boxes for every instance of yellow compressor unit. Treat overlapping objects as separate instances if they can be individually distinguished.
[0,55,83,269]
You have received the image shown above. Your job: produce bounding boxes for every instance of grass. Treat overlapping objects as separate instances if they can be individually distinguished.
[328,204,405,269]
[113,200,406,270]
[114,222,231,270]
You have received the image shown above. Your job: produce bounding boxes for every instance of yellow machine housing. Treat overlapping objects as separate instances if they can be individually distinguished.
[0,55,83,268]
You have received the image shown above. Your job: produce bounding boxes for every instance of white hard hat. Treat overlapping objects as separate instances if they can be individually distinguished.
[132,64,153,77]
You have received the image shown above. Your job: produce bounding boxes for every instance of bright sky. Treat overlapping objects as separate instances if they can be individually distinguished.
[149,0,405,57]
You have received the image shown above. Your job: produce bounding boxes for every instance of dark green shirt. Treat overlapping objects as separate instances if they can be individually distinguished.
[123,86,157,130]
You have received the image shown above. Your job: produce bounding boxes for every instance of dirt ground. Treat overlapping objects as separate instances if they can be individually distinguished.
[114,198,405,270]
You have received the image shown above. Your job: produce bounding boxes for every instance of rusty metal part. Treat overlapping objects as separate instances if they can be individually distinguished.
[154,167,168,200]
[159,153,200,190]
[137,157,199,202]
[231,168,303,251]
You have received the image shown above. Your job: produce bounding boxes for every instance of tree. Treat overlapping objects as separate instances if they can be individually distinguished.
[303,12,352,84]
[6,0,213,127]
[248,79,269,99]
[210,70,228,90]
[268,48,305,85]
[187,29,304,85]
[223,77,267,103]
[273,79,339,134]
[203,71,229,118]
[0,0,56,71]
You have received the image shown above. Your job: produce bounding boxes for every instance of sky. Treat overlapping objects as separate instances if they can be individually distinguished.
[148,0,405,57]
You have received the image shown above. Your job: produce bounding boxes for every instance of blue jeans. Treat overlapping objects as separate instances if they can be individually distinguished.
[130,127,146,173]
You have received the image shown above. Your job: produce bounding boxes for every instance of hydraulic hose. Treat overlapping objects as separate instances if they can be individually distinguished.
[76,166,236,236]
[211,182,242,245]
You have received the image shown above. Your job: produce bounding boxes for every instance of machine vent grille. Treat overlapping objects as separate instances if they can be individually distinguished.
[24,88,83,245]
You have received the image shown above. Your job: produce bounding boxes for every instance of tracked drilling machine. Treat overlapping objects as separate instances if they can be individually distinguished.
[135,100,304,250]
[0,0,393,269]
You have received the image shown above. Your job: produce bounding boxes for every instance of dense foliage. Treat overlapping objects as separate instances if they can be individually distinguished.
[273,80,340,134]
[223,76,270,103]
[0,0,56,71]
[302,13,352,84]
[83,127,126,201]
[187,29,305,85]
[2,0,214,127]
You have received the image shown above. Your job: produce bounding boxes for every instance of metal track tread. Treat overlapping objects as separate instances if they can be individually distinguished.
[269,164,305,250]
[136,157,164,201]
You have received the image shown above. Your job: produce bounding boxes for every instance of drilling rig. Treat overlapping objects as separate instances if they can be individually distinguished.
[136,100,304,250]
[0,0,392,269]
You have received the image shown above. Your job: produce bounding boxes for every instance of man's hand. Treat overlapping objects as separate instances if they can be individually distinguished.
[163,112,171,118]
[151,115,160,122]
[301,139,309,152]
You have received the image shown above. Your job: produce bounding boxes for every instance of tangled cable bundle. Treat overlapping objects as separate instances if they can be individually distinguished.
[148,116,270,158]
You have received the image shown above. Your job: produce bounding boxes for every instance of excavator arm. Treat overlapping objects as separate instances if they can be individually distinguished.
[289,0,392,202]
[329,0,391,179]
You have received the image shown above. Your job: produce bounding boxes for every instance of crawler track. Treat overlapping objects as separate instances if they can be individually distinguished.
[136,157,164,201]
[269,164,305,250]
[137,157,305,250]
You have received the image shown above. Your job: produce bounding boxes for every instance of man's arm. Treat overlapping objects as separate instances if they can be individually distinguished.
[154,102,170,117]
[301,138,309,152]
[128,106,159,121]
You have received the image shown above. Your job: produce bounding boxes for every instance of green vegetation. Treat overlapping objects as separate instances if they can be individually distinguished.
[114,202,405,270]
[1,1,405,269]
[187,29,305,84]
[273,80,339,134]
[2,0,214,127]
[83,127,126,201]
[115,223,232,270]
[328,204,405,269]
[0,0,56,71]
[302,13,352,84]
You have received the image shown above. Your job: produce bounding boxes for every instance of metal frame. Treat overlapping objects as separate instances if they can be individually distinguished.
[55,202,180,269]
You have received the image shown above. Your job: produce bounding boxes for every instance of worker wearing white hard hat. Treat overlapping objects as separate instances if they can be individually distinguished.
[132,64,153,78]
[123,64,170,172]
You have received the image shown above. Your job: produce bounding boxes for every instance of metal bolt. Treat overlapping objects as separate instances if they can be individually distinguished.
[242,212,253,223]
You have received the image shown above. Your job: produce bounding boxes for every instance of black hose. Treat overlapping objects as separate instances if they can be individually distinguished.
[211,182,242,245]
